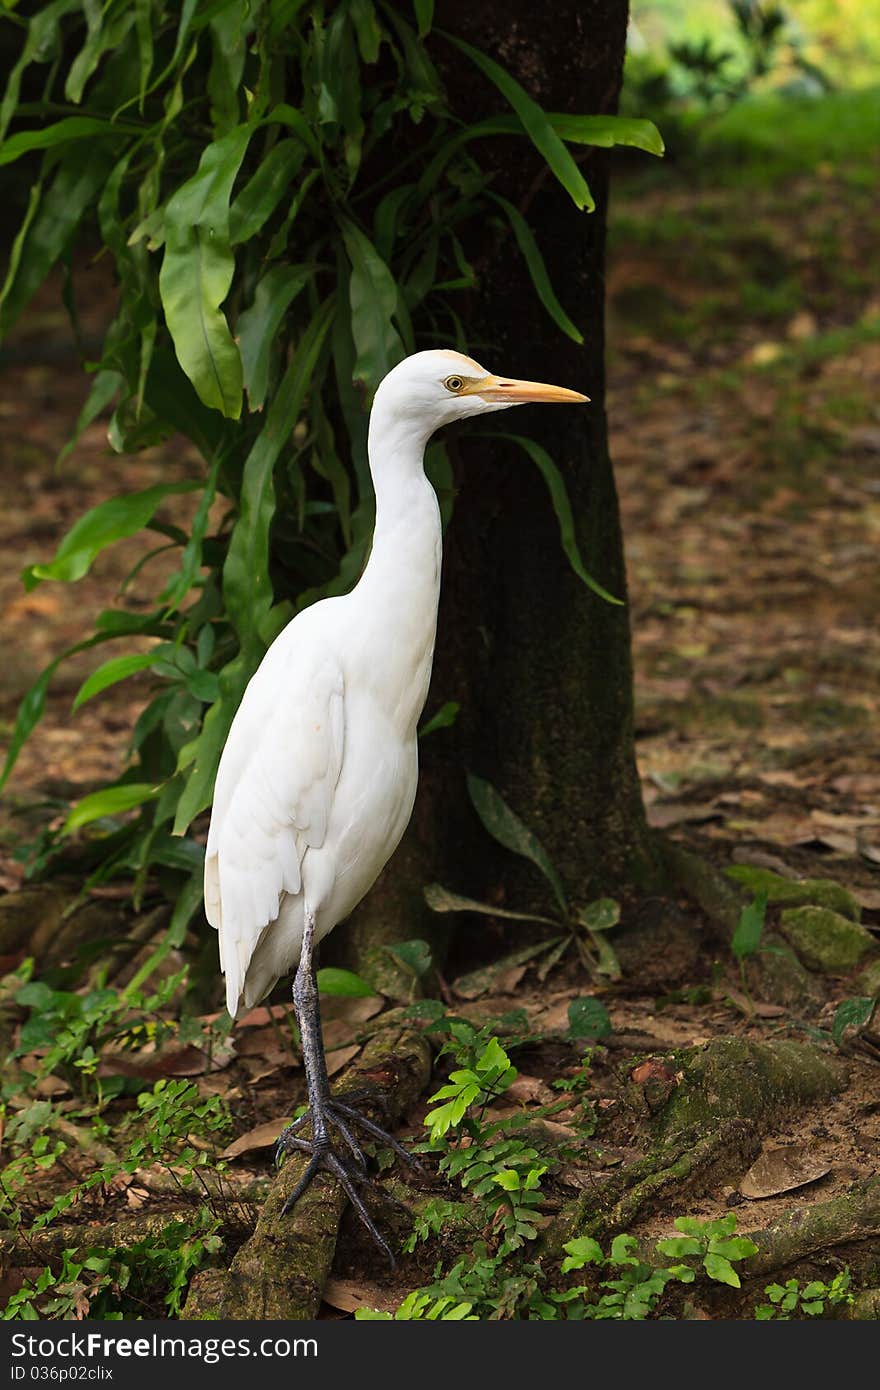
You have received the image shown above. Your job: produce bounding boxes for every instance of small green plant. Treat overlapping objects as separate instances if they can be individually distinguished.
[423,1034,517,1141]
[418,1031,553,1257]
[6,959,231,1104]
[656,1214,759,1288]
[731,892,768,971]
[755,1269,853,1320]
[831,996,877,1048]
[355,1291,476,1321]
[2,1212,223,1320]
[380,1213,762,1321]
[556,1234,686,1320]
[0,1067,231,1229]
[371,1021,762,1321]
[426,774,623,983]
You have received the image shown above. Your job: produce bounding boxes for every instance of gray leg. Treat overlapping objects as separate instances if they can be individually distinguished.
[275,909,416,1265]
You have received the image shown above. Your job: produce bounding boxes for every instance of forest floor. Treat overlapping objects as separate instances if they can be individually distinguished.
[0,145,878,1319]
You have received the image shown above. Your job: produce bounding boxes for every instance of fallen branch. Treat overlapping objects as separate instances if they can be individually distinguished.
[184,1023,432,1320]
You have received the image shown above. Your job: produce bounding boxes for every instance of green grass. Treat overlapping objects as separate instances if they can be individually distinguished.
[695,87,880,176]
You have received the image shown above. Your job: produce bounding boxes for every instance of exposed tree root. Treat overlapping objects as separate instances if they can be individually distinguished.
[660,839,823,1005]
[844,1289,880,1320]
[546,1119,760,1250]
[745,1176,880,1279]
[658,840,743,939]
[184,1024,431,1320]
[655,1038,849,1137]
[547,1039,850,1249]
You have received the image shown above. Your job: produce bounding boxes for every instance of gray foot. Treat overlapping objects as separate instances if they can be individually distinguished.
[275,1097,421,1265]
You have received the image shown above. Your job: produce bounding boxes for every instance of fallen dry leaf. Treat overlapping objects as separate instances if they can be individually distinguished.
[239,1058,284,1085]
[631,1059,677,1087]
[646,801,722,829]
[322,995,384,1026]
[236,1003,295,1027]
[740,1144,831,1200]
[235,1029,296,1065]
[326,1043,361,1077]
[505,1074,557,1106]
[322,1278,398,1316]
[222,1117,291,1160]
[98,1040,237,1080]
[34,1074,71,1098]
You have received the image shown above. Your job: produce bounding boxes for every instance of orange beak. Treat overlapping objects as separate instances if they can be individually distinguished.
[465,375,589,405]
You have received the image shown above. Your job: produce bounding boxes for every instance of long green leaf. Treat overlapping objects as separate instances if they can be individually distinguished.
[0,146,114,340]
[466,112,664,155]
[0,0,82,142]
[123,865,204,998]
[141,345,227,462]
[424,883,558,926]
[490,194,582,343]
[134,0,154,113]
[350,0,382,62]
[0,116,138,166]
[418,110,662,200]
[161,452,221,612]
[266,103,321,160]
[173,304,334,835]
[444,35,594,211]
[66,6,135,105]
[65,783,160,833]
[466,773,568,917]
[23,481,200,590]
[341,221,405,389]
[0,636,108,795]
[57,369,123,465]
[206,1,247,133]
[159,125,253,417]
[237,263,311,410]
[490,434,623,606]
[550,114,664,154]
[72,651,161,711]
[413,0,434,37]
[0,181,41,331]
[229,139,306,245]
[171,648,247,836]
[223,299,334,644]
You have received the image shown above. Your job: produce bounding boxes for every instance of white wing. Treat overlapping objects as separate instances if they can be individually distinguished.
[204,633,344,1015]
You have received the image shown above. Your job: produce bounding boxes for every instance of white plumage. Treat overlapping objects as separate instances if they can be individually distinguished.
[204,349,587,1020]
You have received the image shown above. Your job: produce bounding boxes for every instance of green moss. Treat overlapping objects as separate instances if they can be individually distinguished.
[657,1038,847,1138]
[725,866,862,921]
[854,959,880,998]
[780,906,878,973]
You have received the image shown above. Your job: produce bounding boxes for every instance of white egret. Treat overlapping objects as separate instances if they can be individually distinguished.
[204,348,587,1253]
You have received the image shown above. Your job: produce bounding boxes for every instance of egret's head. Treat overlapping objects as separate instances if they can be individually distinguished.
[372,349,588,436]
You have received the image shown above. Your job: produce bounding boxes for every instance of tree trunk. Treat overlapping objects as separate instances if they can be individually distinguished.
[434,0,661,897]
[334,0,661,978]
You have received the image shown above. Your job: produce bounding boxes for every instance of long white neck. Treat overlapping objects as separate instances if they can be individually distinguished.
[352,399,442,733]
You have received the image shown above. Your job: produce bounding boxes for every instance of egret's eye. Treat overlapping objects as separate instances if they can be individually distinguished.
[443,375,464,393]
